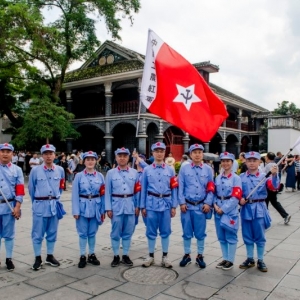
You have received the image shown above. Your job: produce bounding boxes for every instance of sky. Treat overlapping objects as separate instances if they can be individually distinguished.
[87,0,300,111]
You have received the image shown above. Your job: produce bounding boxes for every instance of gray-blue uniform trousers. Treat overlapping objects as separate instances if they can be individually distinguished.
[240,171,279,260]
[140,163,178,254]
[178,162,214,255]
[72,170,105,256]
[28,164,65,256]
[105,167,140,256]
[0,163,24,257]
[214,172,242,263]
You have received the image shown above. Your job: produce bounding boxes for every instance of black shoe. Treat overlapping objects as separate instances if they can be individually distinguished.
[32,256,43,270]
[239,258,255,269]
[45,254,60,267]
[121,255,133,266]
[78,256,87,268]
[111,255,120,267]
[195,254,206,269]
[257,260,268,272]
[222,261,234,270]
[87,253,100,266]
[6,258,15,271]
[216,260,227,269]
[179,254,192,267]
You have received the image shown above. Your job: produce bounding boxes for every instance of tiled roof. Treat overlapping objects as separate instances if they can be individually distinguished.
[64,60,144,83]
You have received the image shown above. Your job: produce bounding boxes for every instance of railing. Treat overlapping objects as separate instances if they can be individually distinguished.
[111,100,138,115]
[226,120,238,129]
[268,116,300,129]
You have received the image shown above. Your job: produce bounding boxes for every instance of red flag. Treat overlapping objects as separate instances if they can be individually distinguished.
[140,30,228,142]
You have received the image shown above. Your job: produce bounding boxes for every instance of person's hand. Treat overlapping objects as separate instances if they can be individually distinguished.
[12,206,21,219]
[270,165,278,175]
[239,198,247,205]
[202,204,210,213]
[101,214,105,222]
[135,207,140,216]
[180,204,187,213]
[73,215,79,219]
[142,208,147,217]
[171,208,176,218]
[107,210,113,219]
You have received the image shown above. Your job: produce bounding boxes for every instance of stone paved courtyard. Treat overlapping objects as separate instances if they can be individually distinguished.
[0,180,300,299]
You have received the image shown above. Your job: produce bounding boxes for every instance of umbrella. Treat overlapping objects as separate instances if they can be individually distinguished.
[203,153,220,162]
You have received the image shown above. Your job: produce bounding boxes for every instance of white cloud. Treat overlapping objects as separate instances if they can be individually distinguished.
[76,0,300,110]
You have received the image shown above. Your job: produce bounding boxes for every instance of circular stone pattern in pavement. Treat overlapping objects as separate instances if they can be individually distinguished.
[123,266,178,285]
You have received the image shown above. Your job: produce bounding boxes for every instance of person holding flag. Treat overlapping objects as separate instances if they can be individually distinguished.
[239,151,278,272]
[0,143,25,271]
[140,142,178,268]
[213,152,242,270]
[177,144,215,269]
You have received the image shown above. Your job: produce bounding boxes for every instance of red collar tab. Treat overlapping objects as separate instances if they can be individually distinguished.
[117,166,129,171]
[191,163,202,168]
[222,172,232,178]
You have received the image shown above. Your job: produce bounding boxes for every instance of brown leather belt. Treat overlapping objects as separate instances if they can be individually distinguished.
[111,194,134,198]
[35,196,58,200]
[79,194,100,199]
[148,191,171,198]
[185,199,205,206]
[217,196,231,200]
[0,199,15,204]
[247,199,265,204]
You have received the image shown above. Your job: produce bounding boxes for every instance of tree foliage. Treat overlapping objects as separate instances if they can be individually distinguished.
[1,0,140,144]
[272,101,300,115]
[12,87,80,147]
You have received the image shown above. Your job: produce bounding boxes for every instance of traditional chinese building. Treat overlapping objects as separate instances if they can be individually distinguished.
[61,41,268,162]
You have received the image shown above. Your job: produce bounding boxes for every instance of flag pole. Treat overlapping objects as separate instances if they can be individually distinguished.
[246,136,300,200]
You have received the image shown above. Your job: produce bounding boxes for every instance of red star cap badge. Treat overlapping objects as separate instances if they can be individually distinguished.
[156,142,160,146]
[195,144,199,147]
[121,147,125,150]
[88,151,92,154]
[46,144,50,148]
[224,152,228,155]
[230,219,235,225]
[4,143,8,146]
[250,151,254,155]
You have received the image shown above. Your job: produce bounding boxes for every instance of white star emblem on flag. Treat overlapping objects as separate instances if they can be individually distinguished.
[173,84,202,111]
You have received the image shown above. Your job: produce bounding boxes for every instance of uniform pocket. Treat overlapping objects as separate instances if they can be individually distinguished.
[33,201,44,217]
[79,199,86,214]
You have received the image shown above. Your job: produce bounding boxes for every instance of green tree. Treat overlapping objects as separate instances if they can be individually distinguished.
[12,91,80,148]
[273,101,300,115]
[1,0,140,144]
[1,0,140,101]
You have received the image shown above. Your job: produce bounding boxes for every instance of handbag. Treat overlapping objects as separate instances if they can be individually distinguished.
[56,201,66,220]
[264,211,272,229]
[220,214,239,234]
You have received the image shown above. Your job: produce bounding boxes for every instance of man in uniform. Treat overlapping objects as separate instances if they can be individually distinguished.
[140,142,178,268]
[239,151,278,272]
[0,143,25,270]
[105,147,140,267]
[177,144,215,268]
[28,144,65,270]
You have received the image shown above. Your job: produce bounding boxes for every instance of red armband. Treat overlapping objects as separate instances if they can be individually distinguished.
[134,181,141,193]
[206,181,215,193]
[59,179,65,189]
[231,187,242,200]
[15,184,25,196]
[170,176,179,189]
[267,179,278,191]
[100,184,105,196]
